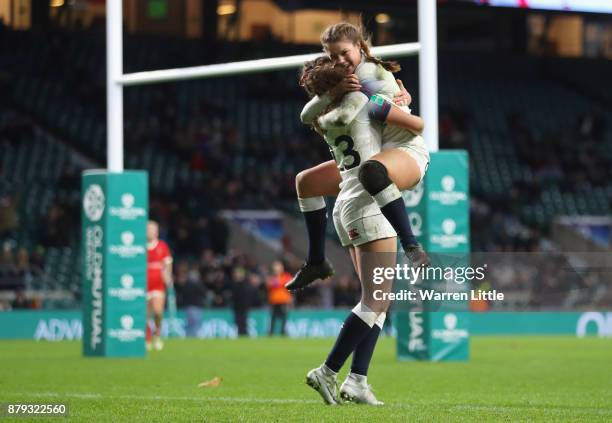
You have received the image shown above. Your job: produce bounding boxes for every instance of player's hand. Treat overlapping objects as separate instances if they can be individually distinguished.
[393,79,412,107]
[329,74,361,102]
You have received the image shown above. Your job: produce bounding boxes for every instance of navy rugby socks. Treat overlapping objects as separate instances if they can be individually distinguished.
[325,304,379,373]
[298,197,327,264]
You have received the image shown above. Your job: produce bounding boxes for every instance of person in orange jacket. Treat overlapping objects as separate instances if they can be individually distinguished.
[267,260,292,336]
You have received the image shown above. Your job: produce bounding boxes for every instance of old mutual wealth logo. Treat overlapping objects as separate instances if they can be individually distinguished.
[430,175,467,206]
[109,231,145,258]
[109,193,146,220]
[431,218,468,249]
[109,314,144,342]
[83,184,105,222]
[432,313,468,343]
[85,224,104,350]
[109,273,145,301]
[121,315,134,330]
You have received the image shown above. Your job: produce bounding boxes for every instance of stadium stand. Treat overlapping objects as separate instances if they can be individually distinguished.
[0,27,610,310]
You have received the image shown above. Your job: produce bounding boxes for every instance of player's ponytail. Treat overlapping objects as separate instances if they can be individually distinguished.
[299,59,318,97]
[320,22,401,73]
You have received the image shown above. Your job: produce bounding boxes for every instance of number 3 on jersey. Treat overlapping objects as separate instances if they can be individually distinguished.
[330,135,361,171]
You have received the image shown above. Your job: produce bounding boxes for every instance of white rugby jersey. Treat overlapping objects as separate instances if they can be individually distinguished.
[315,91,383,202]
[355,61,418,145]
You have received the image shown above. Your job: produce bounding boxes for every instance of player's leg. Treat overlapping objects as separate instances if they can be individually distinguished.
[146,296,153,350]
[269,305,278,336]
[279,305,288,336]
[285,161,341,291]
[348,246,360,280]
[305,201,353,405]
[151,293,165,350]
[339,233,396,405]
[324,235,395,371]
[318,235,394,406]
[359,147,430,266]
[307,198,395,403]
[296,160,342,199]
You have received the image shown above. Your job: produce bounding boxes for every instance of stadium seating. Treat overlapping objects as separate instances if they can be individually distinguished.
[1,29,610,309]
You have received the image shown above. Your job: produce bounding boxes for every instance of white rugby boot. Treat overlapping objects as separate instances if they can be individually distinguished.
[153,336,164,351]
[305,365,339,405]
[340,374,384,405]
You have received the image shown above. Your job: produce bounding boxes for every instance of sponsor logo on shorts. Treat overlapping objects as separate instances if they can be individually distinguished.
[348,228,360,240]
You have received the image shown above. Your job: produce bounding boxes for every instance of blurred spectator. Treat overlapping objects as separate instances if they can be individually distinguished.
[0,241,24,291]
[0,241,15,269]
[318,278,335,310]
[16,248,36,275]
[333,275,360,308]
[11,289,29,309]
[247,272,264,308]
[576,110,605,141]
[209,215,229,255]
[0,195,19,239]
[267,260,292,336]
[230,267,251,336]
[175,262,207,337]
[41,204,71,247]
[439,106,468,149]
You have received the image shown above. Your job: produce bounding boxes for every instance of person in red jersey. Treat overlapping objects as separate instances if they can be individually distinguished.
[146,220,173,351]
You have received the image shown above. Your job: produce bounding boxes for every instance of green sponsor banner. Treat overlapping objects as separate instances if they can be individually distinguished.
[81,170,148,357]
[1,311,611,340]
[397,150,471,361]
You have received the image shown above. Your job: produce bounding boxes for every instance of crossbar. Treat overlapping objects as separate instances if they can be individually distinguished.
[118,43,421,87]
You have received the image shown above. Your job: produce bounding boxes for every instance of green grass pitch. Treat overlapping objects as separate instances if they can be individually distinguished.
[1,336,611,422]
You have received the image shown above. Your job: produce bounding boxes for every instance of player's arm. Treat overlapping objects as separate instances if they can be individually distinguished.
[394,79,411,107]
[356,62,423,134]
[300,94,333,124]
[163,248,173,286]
[317,91,369,130]
[368,95,424,135]
[300,75,362,124]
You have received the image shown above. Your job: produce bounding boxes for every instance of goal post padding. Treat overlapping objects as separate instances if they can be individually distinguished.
[82,170,148,357]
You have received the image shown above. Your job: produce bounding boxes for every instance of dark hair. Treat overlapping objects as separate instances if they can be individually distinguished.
[299,56,348,98]
[321,22,401,73]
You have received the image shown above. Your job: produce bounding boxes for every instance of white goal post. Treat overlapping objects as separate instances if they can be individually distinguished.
[106,0,438,172]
